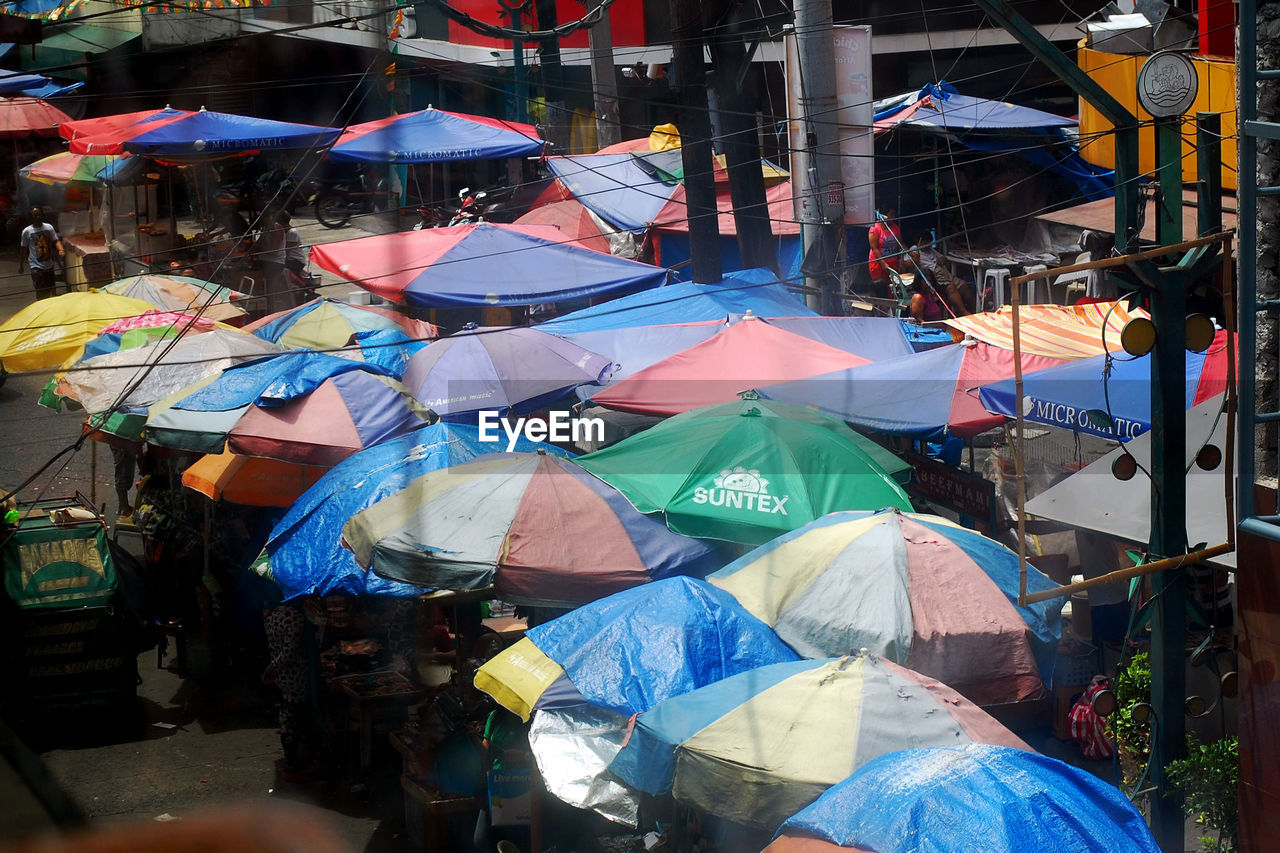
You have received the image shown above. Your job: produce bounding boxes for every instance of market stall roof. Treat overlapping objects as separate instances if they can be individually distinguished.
[978,330,1231,440]
[535,268,814,334]
[327,107,544,164]
[0,70,47,94]
[758,340,1067,439]
[651,179,802,236]
[1026,395,1235,569]
[544,153,677,233]
[0,96,71,138]
[310,223,669,309]
[1034,188,1237,245]
[874,82,1076,132]
[943,301,1149,360]
[513,198,613,255]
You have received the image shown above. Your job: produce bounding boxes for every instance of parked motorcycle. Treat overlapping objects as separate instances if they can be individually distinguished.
[314,165,388,229]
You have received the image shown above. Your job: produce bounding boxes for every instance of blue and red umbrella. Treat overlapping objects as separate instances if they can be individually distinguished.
[309,223,669,309]
[62,107,341,157]
[328,107,545,164]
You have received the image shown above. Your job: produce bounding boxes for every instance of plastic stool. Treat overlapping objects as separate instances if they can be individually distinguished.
[1022,264,1048,304]
[982,267,1011,310]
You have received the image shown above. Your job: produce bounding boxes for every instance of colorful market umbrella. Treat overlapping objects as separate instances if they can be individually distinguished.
[588,315,870,417]
[576,396,913,545]
[707,509,1065,705]
[309,223,669,309]
[327,107,545,164]
[0,292,156,372]
[99,309,220,336]
[181,450,330,508]
[63,328,282,414]
[341,328,429,378]
[943,300,1149,359]
[341,451,721,605]
[264,423,572,599]
[244,296,438,350]
[400,326,613,419]
[62,106,341,157]
[766,745,1159,853]
[102,273,247,323]
[18,151,120,185]
[0,96,72,138]
[758,341,1068,439]
[226,371,434,465]
[978,330,1232,440]
[476,576,795,825]
[608,654,1029,831]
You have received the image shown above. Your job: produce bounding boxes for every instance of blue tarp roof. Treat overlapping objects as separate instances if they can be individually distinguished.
[546,153,678,233]
[526,576,799,717]
[265,423,573,599]
[121,110,342,157]
[535,268,814,334]
[776,745,1159,853]
[874,82,1076,131]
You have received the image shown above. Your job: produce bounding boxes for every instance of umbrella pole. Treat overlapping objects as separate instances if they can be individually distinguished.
[90,439,97,507]
[1012,269,1028,607]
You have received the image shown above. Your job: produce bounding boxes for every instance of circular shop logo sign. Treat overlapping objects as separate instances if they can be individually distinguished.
[1137,51,1198,117]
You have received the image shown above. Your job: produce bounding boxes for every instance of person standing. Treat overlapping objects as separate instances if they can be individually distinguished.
[18,207,64,301]
[867,205,904,299]
[257,213,290,315]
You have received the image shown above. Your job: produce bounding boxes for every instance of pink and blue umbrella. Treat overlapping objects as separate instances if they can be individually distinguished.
[63,106,341,157]
[400,325,613,418]
[309,223,669,309]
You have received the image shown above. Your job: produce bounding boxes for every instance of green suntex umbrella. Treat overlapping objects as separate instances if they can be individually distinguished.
[576,395,913,545]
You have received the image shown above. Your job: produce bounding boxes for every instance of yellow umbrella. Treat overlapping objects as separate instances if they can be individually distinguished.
[0,292,156,372]
[182,449,330,507]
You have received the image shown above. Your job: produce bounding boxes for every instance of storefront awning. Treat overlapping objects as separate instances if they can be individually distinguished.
[20,24,139,80]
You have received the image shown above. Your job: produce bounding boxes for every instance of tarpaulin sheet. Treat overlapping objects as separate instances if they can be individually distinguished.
[171,350,392,412]
[874,82,1076,131]
[265,424,571,599]
[772,745,1158,853]
[523,577,798,717]
[535,268,814,334]
[545,153,677,233]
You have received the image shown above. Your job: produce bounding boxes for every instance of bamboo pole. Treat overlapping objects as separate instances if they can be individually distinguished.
[1013,266,1028,607]
[1007,230,1236,286]
[1022,543,1234,604]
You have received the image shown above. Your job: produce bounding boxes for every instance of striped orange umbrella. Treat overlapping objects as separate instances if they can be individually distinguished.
[182,450,329,507]
[942,300,1149,359]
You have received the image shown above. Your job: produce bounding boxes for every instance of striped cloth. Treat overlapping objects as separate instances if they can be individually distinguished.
[99,310,218,335]
[1069,678,1116,760]
[944,301,1150,360]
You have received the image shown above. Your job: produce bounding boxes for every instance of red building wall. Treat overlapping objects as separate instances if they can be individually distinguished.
[446,0,648,49]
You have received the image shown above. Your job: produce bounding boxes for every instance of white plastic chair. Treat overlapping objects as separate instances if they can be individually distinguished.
[982,267,1011,311]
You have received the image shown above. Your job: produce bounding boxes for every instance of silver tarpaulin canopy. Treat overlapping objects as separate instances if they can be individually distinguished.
[1026,395,1236,569]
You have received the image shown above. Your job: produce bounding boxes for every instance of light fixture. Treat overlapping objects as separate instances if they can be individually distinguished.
[1185,313,1216,353]
[1120,317,1157,357]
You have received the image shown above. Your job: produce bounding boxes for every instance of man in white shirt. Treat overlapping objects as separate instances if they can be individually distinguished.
[18,207,64,300]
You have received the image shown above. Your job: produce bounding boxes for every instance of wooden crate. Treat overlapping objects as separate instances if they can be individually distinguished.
[401,775,475,853]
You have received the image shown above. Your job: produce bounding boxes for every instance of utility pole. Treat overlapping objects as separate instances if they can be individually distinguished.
[708,32,778,273]
[792,0,844,313]
[668,0,721,283]
[587,5,620,149]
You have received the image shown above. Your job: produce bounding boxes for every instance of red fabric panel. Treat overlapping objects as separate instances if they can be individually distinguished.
[308,225,483,301]
[951,342,1067,438]
[60,108,192,154]
[762,839,857,853]
[1193,329,1233,406]
[227,382,363,466]
[497,456,649,603]
[592,320,869,416]
[883,657,1032,751]
[899,516,1047,705]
